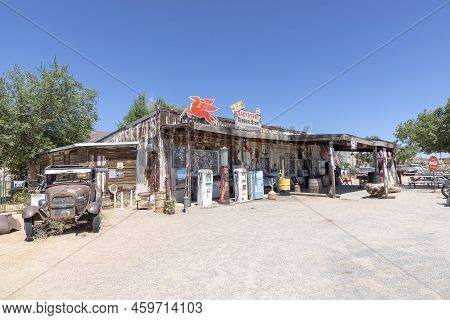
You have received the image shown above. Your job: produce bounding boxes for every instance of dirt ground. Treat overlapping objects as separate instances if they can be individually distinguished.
[0,187,449,299]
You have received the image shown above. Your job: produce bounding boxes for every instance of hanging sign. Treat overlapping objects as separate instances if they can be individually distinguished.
[117,162,124,169]
[230,100,245,113]
[234,108,261,131]
[180,96,219,125]
[428,156,438,171]
[109,169,117,178]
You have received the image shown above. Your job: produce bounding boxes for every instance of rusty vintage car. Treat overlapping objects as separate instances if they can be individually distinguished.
[23,165,102,241]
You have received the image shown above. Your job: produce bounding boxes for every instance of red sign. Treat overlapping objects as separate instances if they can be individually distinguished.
[428,156,439,171]
[181,96,219,125]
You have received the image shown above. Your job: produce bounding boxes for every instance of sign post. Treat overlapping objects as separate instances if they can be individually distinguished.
[428,156,439,192]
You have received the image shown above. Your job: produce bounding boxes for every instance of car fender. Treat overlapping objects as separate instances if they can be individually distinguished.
[22,206,40,220]
[86,201,101,215]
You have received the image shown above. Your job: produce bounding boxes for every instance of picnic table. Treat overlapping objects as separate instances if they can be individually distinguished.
[408,173,450,188]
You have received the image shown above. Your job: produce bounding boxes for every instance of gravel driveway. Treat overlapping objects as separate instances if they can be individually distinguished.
[1,188,449,299]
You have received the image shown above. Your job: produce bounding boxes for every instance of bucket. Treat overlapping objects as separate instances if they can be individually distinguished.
[308,178,321,194]
[279,177,291,191]
[164,200,176,215]
[155,192,166,213]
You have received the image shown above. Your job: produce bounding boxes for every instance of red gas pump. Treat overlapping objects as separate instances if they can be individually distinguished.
[218,147,230,204]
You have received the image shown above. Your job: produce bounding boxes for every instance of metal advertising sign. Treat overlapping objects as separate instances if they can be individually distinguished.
[230,100,245,114]
[428,156,439,171]
[181,96,219,125]
[234,108,261,131]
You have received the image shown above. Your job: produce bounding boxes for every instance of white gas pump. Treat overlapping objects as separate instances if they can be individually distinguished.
[233,168,248,202]
[197,169,213,207]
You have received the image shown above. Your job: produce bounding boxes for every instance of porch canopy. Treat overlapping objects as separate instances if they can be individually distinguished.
[188,123,396,152]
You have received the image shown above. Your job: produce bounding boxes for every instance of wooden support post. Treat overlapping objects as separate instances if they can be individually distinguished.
[382,148,388,199]
[373,146,378,172]
[329,142,336,199]
[186,128,192,202]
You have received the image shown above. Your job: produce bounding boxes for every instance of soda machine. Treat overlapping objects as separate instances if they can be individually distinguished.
[197,169,213,207]
[253,171,264,200]
[233,168,248,202]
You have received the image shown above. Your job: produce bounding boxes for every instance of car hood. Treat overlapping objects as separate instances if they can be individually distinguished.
[46,184,90,198]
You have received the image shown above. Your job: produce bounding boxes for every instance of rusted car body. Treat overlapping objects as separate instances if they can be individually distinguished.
[22,165,102,241]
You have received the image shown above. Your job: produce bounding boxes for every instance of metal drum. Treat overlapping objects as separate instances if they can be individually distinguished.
[308,178,321,193]
[368,172,381,183]
[279,177,291,191]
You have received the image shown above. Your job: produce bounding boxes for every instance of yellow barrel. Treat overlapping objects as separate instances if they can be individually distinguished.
[279,177,291,191]
[155,192,166,213]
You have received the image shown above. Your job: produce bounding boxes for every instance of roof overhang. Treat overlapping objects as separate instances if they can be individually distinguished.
[45,168,93,174]
[164,123,396,151]
[48,141,139,153]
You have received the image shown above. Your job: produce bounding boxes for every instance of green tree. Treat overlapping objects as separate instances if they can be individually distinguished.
[395,99,450,155]
[396,146,419,164]
[149,97,180,113]
[117,93,150,129]
[0,59,98,176]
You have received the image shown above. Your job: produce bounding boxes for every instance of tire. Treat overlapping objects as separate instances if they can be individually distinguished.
[91,213,100,233]
[442,185,450,198]
[24,218,34,241]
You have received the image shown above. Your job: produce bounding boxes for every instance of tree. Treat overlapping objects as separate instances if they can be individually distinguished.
[117,95,180,129]
[395,99,450,155]
[149,97,180,113]
[0,59,98,176]
[117,93,150,129]
[396,146,419,164]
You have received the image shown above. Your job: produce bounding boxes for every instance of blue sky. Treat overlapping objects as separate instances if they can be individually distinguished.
[1,0,449,141]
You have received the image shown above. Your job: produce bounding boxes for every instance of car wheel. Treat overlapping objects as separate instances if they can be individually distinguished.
[442,185,450,198]
[24,218,34,241]
[91,213,100,233]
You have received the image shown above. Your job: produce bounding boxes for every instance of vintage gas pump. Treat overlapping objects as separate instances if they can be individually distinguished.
[233,168,248,202]
[197,169,213,207]
[218,147,230,204]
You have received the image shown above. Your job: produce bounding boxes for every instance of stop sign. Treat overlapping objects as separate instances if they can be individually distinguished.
[428,156,439,171]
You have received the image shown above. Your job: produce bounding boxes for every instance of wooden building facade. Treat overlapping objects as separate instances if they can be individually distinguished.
[42,107,397,202]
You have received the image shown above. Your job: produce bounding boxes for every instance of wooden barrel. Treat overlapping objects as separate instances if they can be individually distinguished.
[164,200,176,215]
[155,192,166,213]
[308,178,321,194]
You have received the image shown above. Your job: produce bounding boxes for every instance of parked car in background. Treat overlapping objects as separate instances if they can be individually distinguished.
[356,167,375,175]
[22,165,102,241]
[402,164,426,175]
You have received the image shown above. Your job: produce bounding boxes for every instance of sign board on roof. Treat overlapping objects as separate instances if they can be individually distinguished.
[230,100,245,114]
[234,108,262,131]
